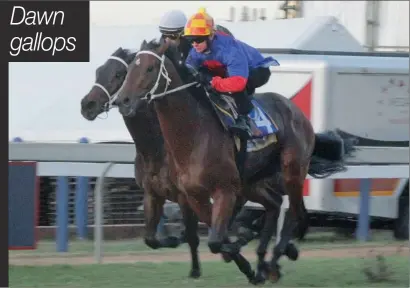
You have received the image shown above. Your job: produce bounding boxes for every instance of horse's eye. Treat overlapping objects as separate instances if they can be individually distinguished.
[115,72,123,78]
[147,66,154,73]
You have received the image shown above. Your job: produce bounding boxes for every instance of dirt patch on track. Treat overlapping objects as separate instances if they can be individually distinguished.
[10,245,408,266]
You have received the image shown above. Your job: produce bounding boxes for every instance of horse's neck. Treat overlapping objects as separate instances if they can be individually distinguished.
[122,106,164,158]
[153,80,218,163]
[154,88,200,131]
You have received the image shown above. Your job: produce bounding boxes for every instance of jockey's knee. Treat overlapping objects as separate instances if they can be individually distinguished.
[232,91,253,115]
[249,67,271,89]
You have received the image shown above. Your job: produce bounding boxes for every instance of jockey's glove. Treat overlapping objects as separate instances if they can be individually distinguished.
[196,72,213,86]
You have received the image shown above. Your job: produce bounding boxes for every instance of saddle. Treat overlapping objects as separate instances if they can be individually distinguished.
[207,91,268,138]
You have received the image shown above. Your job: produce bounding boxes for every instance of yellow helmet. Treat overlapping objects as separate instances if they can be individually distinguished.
[184,7,214,37]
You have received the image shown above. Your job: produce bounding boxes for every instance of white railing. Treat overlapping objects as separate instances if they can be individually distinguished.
[9,142,410,164]
[87,163,410,263]
[8,142,410,263]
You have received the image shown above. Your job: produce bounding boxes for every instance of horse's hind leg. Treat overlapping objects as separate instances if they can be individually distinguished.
[252,207,277,284]
[269,150,308,282]
[177,194,201,278]
[245,180,284,285]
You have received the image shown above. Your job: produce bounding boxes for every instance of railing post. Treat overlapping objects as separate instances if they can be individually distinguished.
[94,162,115,264]
[56,176,69,252]
[356,178,371,241]
[75,137,89,240]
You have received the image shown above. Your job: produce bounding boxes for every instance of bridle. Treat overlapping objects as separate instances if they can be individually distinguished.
[92,55,129,111]
[135,50,198,103]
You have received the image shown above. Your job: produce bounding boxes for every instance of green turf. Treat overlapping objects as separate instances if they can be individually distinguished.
[9,256,409,288]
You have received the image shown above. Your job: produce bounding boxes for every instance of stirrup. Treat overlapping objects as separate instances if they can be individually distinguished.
[230,121,252,139]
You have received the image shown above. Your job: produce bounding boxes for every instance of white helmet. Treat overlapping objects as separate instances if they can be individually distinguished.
[159,10,187,35]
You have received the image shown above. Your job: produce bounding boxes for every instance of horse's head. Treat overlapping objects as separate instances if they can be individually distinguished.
[117,38,178,117]
[80,47,136,120]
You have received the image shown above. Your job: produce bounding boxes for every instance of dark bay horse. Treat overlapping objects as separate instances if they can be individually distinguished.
[80,48,203,278]
[116,38,357,284]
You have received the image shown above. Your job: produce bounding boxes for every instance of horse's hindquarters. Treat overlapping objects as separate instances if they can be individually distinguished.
[244,142,278,179]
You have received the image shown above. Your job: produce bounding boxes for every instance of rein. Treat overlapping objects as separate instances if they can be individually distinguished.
[135,50,198,103]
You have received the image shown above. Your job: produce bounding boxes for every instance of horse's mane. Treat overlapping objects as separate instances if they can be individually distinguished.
[141,39,214,112]
[143,39,191,77]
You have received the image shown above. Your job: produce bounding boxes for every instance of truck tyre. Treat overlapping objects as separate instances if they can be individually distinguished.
[394,197,409,240]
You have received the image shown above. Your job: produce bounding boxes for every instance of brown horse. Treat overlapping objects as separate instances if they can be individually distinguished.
[80,47,263,281]
[116,38,356,284]
[80,47,203,278]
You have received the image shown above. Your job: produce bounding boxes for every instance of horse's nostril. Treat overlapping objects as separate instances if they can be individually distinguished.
[123,97,130,106]
[86,100,97,110]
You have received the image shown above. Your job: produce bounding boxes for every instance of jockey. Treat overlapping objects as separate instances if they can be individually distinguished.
[183,8,278,137]
[158,10,192,62]
[158,9,234,63]
[159,10,187,41]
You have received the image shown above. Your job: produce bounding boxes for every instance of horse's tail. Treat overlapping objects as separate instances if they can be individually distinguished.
[308,130,358,179]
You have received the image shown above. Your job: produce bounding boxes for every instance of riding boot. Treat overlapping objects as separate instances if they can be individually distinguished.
[230,91,253,138]
[231,114,252,138]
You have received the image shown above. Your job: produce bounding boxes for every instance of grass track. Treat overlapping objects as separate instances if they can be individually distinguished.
[9,231,409,287]
[10,256,409,288]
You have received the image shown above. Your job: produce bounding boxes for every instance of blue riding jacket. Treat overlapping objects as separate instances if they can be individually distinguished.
[185,33,278,93]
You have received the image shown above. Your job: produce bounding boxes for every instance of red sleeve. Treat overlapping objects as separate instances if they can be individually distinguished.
[211,76,247,93]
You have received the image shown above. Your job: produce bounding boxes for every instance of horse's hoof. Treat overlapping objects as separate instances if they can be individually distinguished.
[285,242,299,261]
[221,252,232,263]
[189,269,201,279]
[251,273,266,285]
[208,240,222,254]
[268,264,282,283]
[144,238,161,249]
[220,243,240,256]
[246,270,257,285]
[160,236,180,248]
[254,260,270,284]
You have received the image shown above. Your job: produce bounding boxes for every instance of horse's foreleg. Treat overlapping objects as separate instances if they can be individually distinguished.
[208,188,257,284]
[208,188,236,253]
[220,208,260,255]
[177,194,201,279]
[224,243,256,284]
[144,189,181,249]
[143,189,166,249]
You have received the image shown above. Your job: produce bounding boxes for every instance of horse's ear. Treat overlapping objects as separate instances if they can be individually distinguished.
[140,40,147,50]
[113,47,123,56]
[157,38,170,56]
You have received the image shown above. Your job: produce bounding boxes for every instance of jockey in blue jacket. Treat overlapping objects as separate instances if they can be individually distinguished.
[183,8,278,136]
[158,9,234,64]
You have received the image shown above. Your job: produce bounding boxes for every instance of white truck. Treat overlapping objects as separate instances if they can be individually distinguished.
[228,17,410,239]
[243,50,409,239]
